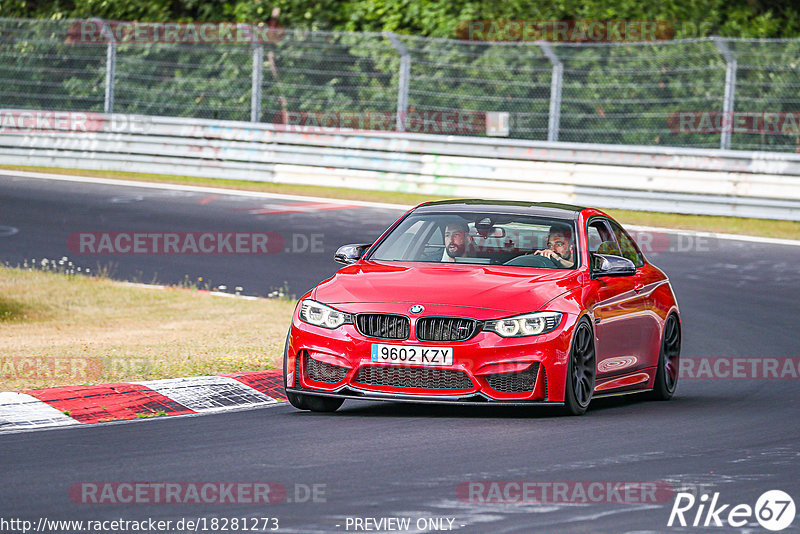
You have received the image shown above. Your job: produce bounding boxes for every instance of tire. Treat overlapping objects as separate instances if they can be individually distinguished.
[286,390,309,410]
[650,314,681,401]
[298,394,344,412]
[563,318,596,416]
[287,391,343,412]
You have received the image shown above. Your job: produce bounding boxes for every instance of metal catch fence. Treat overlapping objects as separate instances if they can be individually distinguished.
[1,19,799,152]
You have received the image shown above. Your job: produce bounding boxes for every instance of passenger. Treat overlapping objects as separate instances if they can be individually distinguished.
[534,226,575,268]
[442,220,469,262]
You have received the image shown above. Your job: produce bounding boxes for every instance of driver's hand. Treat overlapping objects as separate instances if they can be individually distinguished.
[534,249,556,259]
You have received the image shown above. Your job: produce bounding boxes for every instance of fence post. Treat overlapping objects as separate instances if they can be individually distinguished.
[538,42,562,143]
[251,44,264,122]
[99,20,116,114]
[384,32,410,132]
[713,37,737,150]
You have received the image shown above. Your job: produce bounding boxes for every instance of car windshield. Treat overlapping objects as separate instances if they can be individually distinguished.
[368,212,579,269]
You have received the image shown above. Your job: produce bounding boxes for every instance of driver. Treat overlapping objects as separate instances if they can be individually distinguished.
[534,225,575,268]
[442,220,469,262]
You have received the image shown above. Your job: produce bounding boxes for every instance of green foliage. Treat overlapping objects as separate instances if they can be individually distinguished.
[1,0,799,38]
[0,295,27,321]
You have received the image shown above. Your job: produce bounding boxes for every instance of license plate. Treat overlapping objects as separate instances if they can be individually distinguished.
[370,344,453,366]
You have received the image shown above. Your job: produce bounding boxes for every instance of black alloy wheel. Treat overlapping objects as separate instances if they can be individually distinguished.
[564,319,596,415]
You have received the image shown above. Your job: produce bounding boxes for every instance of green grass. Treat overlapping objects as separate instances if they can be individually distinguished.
[3,164,798,240]
[0,296,30,322]
[0,265,295,391]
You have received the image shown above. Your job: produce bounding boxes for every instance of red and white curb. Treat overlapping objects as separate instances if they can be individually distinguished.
[0,370,286,434]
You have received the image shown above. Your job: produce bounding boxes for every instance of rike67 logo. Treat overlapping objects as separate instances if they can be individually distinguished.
[669,490,795,531]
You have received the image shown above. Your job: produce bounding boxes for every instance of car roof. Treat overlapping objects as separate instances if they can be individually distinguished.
[413,199,586,220]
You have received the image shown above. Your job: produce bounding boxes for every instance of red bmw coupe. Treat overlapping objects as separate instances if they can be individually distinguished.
[284,200,681,415]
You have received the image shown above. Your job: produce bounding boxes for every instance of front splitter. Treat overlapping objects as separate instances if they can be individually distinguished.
[286,386,563,407]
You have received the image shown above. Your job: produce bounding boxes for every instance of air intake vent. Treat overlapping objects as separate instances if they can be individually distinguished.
[354,366,473,390]
[305,353,348,383]
[416,317,478,342]
[485,363,540,393]
[355,314,410,340]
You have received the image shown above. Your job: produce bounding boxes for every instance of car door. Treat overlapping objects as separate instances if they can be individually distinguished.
[607,219,663,371]
[586,217,651,380]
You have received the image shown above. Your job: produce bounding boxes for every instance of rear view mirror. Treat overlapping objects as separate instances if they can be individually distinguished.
[334,243,371,265]
[471,227,506,238]
[591,253,636,278]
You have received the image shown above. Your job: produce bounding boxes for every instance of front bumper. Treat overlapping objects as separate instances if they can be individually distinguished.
[285,386,564,407]
[286,310,577,403]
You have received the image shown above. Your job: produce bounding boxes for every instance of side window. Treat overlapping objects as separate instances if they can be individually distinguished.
[413,221,444,260]
[587,219,620,255]
[425,224,443,248]
[609,221,645,267]
[587,226,603,253]
[379,219,426,259]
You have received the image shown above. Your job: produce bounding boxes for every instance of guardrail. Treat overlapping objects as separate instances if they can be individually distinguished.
[1,112,799,220]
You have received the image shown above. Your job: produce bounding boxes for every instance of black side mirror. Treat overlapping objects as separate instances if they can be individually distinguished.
[334,243,371,265]
[591,253,636,278]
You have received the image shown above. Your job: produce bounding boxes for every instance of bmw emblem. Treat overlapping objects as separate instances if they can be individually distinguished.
[409,304,424,314]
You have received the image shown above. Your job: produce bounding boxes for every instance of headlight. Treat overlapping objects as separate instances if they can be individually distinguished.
[298,300,353,329]
[484,311,562,338]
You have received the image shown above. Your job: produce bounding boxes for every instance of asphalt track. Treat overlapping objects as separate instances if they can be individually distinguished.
[1,173,799,533]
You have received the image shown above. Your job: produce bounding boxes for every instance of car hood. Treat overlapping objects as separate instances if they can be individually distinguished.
[313,261,581,315]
